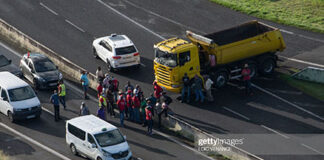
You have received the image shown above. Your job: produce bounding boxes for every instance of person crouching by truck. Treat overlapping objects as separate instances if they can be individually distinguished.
[241,64,253,96]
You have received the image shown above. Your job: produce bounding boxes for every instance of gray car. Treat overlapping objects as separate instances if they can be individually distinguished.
[19,53,62,90]
[0,54,22,78]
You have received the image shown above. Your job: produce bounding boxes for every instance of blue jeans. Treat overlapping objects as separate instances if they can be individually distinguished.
[181,86,190,102]
[129,107,134,121]
[120,111,125,127]
[195,89,204,102]
[134,108,140,123]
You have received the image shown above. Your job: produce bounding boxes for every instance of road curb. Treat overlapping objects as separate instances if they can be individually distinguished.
[0,18,263,160]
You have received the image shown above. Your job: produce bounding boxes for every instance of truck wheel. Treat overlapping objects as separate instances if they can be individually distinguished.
[213,71,228,88]
[93,48,99,59]
[248,63,258,79]
[260,58,275,75]
[8,111,15,123]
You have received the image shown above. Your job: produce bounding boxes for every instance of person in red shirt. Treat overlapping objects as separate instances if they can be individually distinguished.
[153,81,163,100]
[132,94,141,123]
[97,82,103,98]
[145,105,153,135]
[117,95,126,127]
[241,64,252,95]
[111,77,119,102]
[125,90,132,119]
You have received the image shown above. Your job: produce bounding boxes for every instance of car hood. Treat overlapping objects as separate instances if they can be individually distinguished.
[101,141,129,154]
[0,64,21,74]
[38,70,60,81]
[10,96,40,109]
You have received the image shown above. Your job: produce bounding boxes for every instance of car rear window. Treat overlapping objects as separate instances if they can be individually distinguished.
[115,46,136,55]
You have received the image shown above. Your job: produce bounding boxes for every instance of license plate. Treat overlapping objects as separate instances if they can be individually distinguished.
[27,115,35,119]
[49,83,57,86]
[123,56,131,59]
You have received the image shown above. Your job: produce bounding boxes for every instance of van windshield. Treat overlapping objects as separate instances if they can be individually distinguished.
[94,129,125,147]
[8,86,36,102]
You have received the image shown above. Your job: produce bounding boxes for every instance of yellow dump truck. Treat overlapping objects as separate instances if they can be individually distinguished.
[153,20,286,93]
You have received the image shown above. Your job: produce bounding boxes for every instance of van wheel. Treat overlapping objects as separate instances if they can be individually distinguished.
[260,58,275,75]
[97,157,103,160]
[8,111,14,123]
[70,144,78,155]
[213,70,228,88]
[93,48,99,59]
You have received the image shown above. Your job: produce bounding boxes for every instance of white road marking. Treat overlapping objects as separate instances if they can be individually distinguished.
[65,19,85,33]
[301,143,324,155]
[296,34,324,44]
[40,2,58,16]
[153,129,214,160]
[140,63,146,67]
[97,0,165,40]
[279,55,324,68]
[0,123,71,160]
[260,125,290,139]
[252,84,324,121]
[123,0,205,34]
[223,107,250,121]
[280,29,294,35]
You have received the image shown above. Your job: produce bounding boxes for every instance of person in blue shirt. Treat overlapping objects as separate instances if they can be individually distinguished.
[50,90,60,121]
[80,70,89,99]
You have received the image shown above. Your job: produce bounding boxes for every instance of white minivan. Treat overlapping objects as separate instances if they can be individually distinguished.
[66,115,132,160]
[0,71,41,122]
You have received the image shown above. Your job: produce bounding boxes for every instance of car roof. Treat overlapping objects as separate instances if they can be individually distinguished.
[67,115,117,134]
[0,72,28,90]
[23,53,49,62]
[105,34,134,48]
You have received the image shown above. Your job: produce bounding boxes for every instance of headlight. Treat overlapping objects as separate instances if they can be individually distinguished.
[14,108,22,112]
[102,149,111,157]
[37,77,46,82]
[171,84,180,88]
[58,73,63,80]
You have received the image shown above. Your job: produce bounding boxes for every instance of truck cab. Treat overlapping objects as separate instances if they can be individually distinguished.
[153,38,201,93]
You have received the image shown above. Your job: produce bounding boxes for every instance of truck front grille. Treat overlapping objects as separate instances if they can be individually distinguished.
[156,65,171,86]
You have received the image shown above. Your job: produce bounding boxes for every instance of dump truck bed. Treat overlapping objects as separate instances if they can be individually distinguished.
[205,21,275,46]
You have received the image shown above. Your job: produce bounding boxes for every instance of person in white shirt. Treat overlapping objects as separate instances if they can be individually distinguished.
[96,66,104,82]
[205,76,214,102]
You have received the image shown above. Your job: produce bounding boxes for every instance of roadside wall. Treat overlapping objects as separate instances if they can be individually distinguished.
[0,18,263,160]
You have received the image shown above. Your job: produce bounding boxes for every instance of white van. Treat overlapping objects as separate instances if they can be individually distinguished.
[0,71,41,122]
[66,115,132,160]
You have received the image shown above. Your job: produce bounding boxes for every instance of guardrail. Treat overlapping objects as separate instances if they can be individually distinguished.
[0,18,263,160]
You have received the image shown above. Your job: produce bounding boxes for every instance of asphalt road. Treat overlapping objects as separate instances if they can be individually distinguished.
[0,0,323,159]
[0,43,210,160]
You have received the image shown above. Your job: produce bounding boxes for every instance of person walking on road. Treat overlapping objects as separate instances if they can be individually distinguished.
[132,94,141,123]
[50,90,60,121]
[80,70,89,99]
[125,90,132,119]
[153,81,163,100]
[181,73,190,103]
[193,75,204,103]
[106,89,115,117]
[145,104,153,135]
[140,95,147,125]
[124,81,134,95]
[97,81,103,98]
[97,105,106,121]
[58,80,66,109]
[96,66,104,82]
[103,73,110,88]
[242,64,253,96]
[111,77,119,102]
[79,102,90,116]
[205,76,214,102]
[117,95,126,127]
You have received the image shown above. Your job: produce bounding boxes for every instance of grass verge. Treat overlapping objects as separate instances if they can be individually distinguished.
[210,0,324,33]
[0,150,10,160]
[278,73,324,101]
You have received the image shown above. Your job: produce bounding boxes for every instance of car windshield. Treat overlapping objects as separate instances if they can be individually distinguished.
[154,49,177,67]
[94,129,125,147]
[115,46,136,55]
[0,55,10,67]
[8,86,36,102]
[34,59,57,72]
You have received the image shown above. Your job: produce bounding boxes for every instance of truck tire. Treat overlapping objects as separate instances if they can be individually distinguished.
[213,70,228,88]
[260,58,275,75]
[247,63,258,79]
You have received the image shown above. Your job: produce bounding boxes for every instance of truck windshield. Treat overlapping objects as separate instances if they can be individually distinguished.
[154,49,177,67]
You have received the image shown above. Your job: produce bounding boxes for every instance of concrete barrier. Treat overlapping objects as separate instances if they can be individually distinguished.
[292,66,324,84]
[0,18,263,160]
